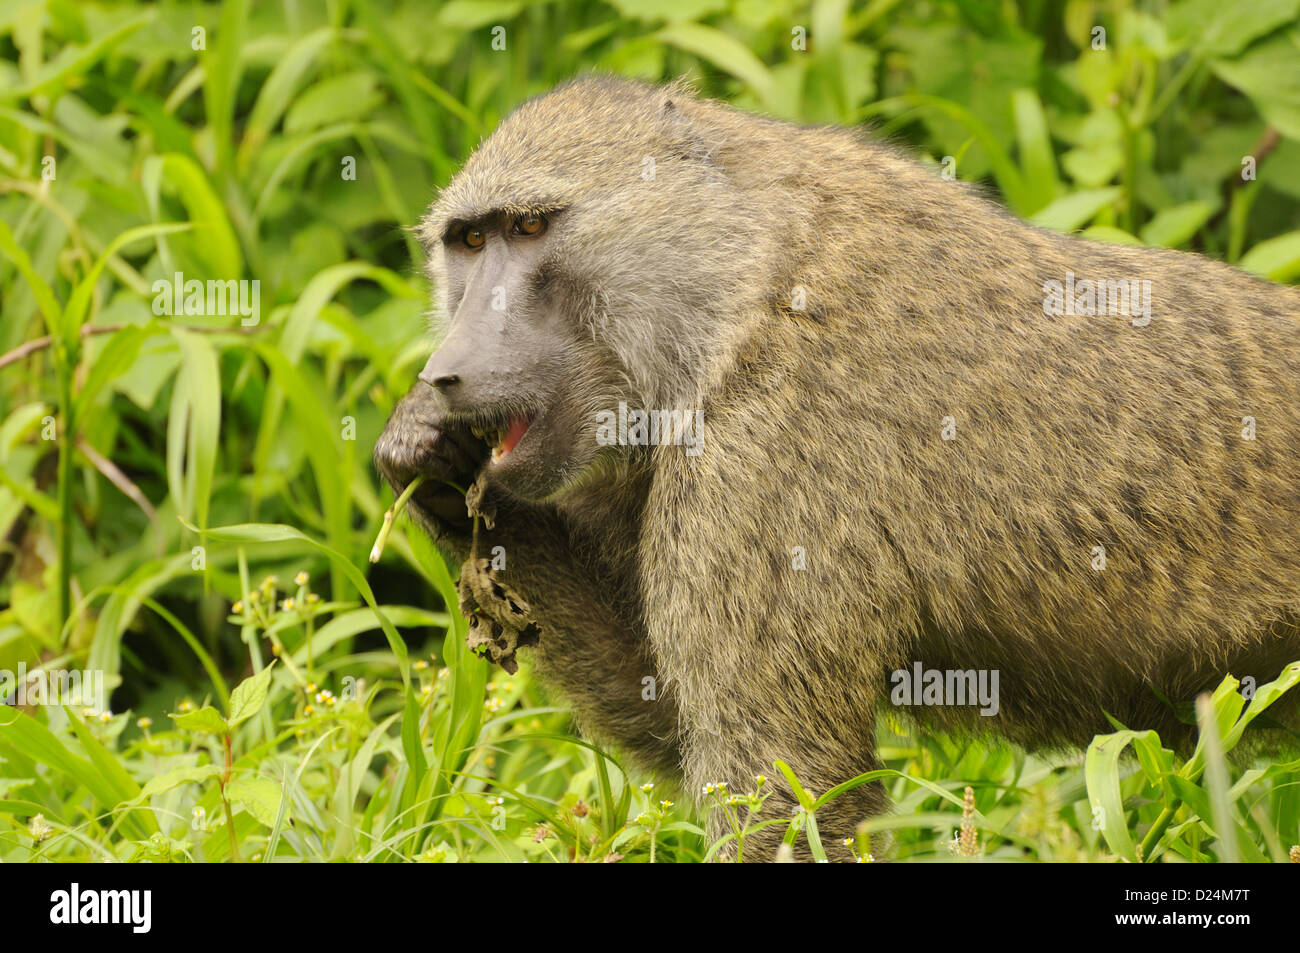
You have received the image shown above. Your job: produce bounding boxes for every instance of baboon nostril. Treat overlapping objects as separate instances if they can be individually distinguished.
[419,371,460,391]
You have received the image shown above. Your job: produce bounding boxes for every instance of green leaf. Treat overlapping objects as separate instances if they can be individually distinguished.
[74,324,153,418]
[63,709,157,838]
[812,768,967,812]
[1185,675,1246,773]
[140,764,221,799]
[111,335,181,411]
[1194,693,1239,862]
[63,711,142,802]
[436,0,525,30]
[1012,88,1061,213]
[248,344,352,598]
[1238,230,1300,281]
[1129,730,1176,786]
[1029,187,1123,232]
[168,328,221,538]
[594,747,619,841]
[1212,29,1300,140]
[0,12,151,101]
[272,730,335,861]
[285,71,384,134]
[890,26,1041,184]
[292,607,449,668]
[240,27,339,163]
[227,777,284,827]
[0,706,155,837]
[1223,661,1300,749]
[171,706,228,734]
[890,94,1031,213]
[1228,756,1300,800]
[0,218,62,339]
[133,593,231,713]
[1080,225,1144,245]
[1062,144,1124,188]
[202,0,249,177]
[804,812,827,861]
[604,0,726,20]
[227,662,275,729]
[1165,775,1213,828]
[141,154,242,281]
[1085,728,1160,861]
[1168,0,1300,57]
[344,714,400,808]
[1138,200,1217,247]
[773,759,815,810]
[401,681,427,782]
[655,22,775,106]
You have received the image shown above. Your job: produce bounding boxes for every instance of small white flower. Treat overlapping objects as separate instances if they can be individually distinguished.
[29,814,53,842]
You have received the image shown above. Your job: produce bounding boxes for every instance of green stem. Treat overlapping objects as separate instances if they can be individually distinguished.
[1120,109,1139,235]
[369,474,427,563]
[1142,54,1201,127]
[305,612,315,680]
[220,732,242,862]
[56,364,74,632]
[1139,804,1178,861]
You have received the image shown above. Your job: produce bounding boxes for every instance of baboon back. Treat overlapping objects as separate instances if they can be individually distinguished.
[639,102,1300,763]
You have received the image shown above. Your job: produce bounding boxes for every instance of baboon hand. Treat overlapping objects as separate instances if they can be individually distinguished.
[373,384,487,543]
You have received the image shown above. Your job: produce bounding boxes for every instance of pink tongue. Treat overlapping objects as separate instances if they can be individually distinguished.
[500,417,530,456]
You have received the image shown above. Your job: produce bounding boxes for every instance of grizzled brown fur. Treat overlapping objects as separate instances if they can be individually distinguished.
[376,76,1300,859]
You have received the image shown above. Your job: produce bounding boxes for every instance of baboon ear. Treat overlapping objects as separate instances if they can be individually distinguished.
[659,76,702,129]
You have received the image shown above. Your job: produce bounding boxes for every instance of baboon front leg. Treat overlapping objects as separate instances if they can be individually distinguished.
[449,498,683,779]
[684,717,888,862]
[648,638,890,864]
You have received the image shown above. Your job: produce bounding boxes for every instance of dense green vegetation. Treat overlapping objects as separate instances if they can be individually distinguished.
[1,0,1298,862]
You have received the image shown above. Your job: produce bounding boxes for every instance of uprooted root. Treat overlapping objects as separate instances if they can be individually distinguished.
[465,471,496,529]
[458,483,539,673]
[459,556,540,674]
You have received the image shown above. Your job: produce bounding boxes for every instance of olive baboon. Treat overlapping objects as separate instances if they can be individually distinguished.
[374,76,1300,858]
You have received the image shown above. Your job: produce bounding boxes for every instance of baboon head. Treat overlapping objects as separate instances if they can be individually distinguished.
[406,76,783,501]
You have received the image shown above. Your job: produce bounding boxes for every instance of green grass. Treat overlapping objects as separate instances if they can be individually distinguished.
[1,0,1298,862]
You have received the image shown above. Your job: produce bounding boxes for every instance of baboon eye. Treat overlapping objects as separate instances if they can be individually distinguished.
[515,213,546,236]
[462,226,485,249]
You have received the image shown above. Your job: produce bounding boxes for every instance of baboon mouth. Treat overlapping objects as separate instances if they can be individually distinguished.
[468,415,534,464]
